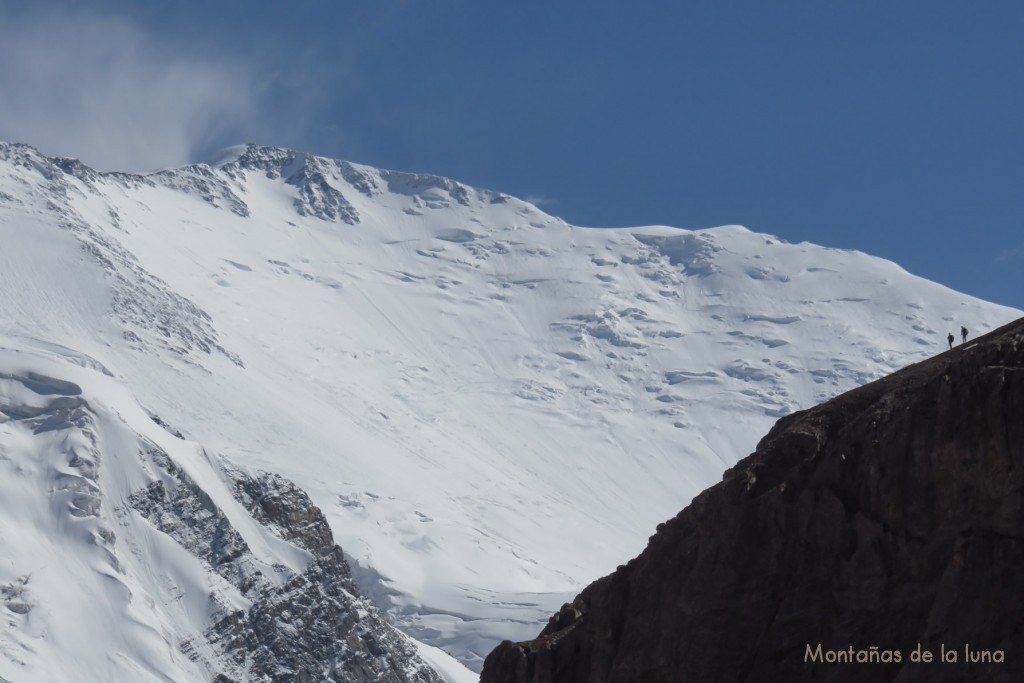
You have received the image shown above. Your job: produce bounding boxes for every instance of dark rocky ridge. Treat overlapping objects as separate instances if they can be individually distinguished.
[482,317,1024,683]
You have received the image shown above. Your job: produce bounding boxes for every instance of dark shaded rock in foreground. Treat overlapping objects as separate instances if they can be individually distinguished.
[482,318,1024,683]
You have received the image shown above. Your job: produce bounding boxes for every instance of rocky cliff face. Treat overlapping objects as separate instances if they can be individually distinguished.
[481,318,1024,683]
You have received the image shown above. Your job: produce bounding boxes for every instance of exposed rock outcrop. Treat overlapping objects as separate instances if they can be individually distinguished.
[482,318,1024,683]
[132,456,443,683]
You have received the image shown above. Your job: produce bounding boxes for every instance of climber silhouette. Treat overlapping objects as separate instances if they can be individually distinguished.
[947,332,954,350]
[961,326,968,344]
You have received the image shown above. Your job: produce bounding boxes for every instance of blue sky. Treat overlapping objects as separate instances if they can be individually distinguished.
[2,1,1022,310]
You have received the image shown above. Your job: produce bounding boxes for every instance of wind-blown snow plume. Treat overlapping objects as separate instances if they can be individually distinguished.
[0,10,265,172]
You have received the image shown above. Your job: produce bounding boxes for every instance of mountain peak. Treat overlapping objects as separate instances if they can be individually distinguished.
[0,136,1020,677]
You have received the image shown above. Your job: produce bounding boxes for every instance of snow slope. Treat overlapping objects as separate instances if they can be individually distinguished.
[0,339,449,683]
[0,141,1019,676]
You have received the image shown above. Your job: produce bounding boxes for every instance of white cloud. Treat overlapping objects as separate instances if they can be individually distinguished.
[0,10,272,171]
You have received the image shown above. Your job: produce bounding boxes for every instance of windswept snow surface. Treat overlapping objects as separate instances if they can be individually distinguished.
[0,141,1019,676]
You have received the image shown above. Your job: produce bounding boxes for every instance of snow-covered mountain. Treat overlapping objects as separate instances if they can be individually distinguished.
[0,140,1018,680]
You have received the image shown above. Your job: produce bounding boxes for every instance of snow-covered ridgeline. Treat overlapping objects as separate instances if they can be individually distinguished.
[0,140,1019,675]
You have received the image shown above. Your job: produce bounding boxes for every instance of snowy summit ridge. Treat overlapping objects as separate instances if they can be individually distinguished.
[0,139,1019,680]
